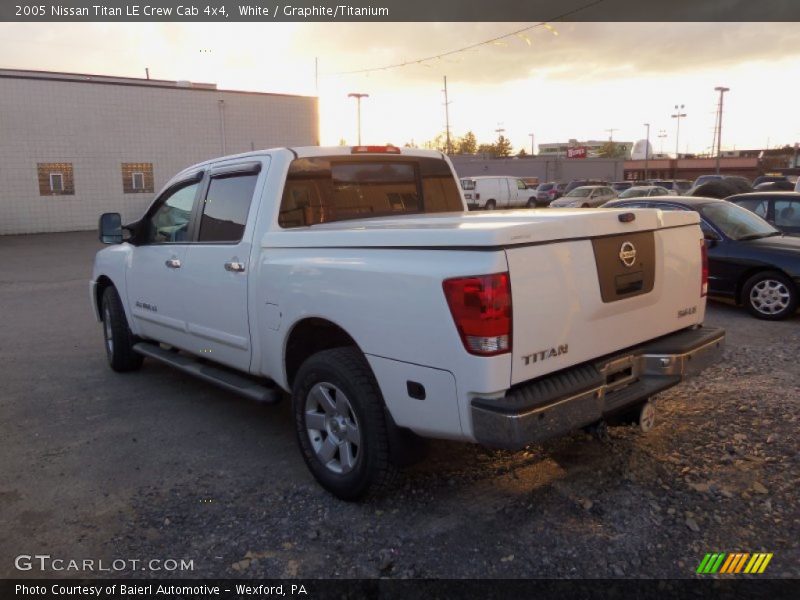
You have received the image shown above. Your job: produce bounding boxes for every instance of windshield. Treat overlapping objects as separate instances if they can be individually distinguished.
[539,183,553,191]
[460,179,476,190]
[700,202,780,241]
[566,187,592,198]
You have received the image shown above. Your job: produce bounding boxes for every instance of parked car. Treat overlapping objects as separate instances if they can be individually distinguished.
[91,145,724,499]
[754,180,795,191]
[520,177,540,189]
[618,185,674,199]
[688,178,754,199]
[691,175,751,194]
[611,181,633,194]
[752,175,791,187]
[727,192,800,236]
[535,182,565,205]
[460,176,538,209]
[796,178,800,193]
[551,185,617,208]
[564,179,609,195]
[648,179,692,195]
[603,196,800,320]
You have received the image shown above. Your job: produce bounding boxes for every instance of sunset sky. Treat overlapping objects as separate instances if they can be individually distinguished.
[2,21,799,154]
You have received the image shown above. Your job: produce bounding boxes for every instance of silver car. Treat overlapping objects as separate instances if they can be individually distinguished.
[550,185,617,208]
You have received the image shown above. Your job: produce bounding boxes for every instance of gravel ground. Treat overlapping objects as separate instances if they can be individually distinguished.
[111,308,800,580]
[1,232,798,580]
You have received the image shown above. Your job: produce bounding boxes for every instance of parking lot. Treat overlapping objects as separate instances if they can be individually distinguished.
[1,231,798,579]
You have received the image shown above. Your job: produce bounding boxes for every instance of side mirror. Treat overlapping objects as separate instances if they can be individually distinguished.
[99,212,123,244]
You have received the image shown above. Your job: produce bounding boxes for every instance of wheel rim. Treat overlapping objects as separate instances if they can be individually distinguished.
[305,382,361,475]
[640,402,656,433]
[749,279,791,315]
[103,305,114,354]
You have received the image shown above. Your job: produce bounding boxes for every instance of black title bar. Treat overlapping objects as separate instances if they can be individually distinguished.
[3,578,800,600]
[1,0,798,22]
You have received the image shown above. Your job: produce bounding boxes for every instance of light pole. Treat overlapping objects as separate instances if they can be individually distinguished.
[644,123,650,181]
[528,132,535,156]
[714,86,730,175]
[347,92,369,145]
[671,104,686,158]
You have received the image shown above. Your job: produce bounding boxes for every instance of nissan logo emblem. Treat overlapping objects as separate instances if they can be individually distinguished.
[619,242,637,267]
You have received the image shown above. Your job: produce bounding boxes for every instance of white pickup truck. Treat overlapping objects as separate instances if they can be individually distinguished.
[91,145,724,500]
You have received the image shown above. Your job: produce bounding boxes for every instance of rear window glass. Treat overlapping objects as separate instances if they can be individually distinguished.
[279,156,463,228]
[460,179,476,190]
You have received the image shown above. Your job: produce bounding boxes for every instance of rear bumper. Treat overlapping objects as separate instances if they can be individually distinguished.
[471,326,725,450]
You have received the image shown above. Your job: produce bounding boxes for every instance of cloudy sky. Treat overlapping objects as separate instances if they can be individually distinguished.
[2,21,799,154]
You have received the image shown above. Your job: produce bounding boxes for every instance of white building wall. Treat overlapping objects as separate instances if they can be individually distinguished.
[0,75,318,234]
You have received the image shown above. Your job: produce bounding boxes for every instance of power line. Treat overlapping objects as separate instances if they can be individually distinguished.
[329,0,607,76]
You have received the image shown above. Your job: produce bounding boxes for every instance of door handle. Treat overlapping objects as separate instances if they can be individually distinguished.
[165,258,181,269]
[224,261,246,273]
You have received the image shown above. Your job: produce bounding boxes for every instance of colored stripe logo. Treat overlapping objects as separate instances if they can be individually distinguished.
[696,552,773,574]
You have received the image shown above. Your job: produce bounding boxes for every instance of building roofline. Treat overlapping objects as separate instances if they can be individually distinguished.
[0,67,317,100]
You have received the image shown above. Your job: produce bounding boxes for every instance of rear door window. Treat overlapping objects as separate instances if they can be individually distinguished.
[774,200,800,229]
[734,198,769,219]
[279,156,463,228]
[197,173,259,243]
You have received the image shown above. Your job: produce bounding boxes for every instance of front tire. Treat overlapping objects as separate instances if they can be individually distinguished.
[526,198,536,208]
[742,271,797,320]
[292,347,396,500]
[484,199,496,210]
[101,286,143,372]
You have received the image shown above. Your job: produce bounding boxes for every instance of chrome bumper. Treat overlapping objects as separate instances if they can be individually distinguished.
[471,326,725,450]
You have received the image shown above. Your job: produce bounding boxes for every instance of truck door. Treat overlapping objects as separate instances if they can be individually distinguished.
[513,178,529,207]
[180,161,264,372]
[126,173,203,349]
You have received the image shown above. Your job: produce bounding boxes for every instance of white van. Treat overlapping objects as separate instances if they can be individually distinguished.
[460,176,538,209]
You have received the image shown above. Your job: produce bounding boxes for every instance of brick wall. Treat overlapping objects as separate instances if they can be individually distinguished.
[0,76,319,234]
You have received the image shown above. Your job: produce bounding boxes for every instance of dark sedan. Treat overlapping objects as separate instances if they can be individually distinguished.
[727,192,800,236]
[603,196,800,320]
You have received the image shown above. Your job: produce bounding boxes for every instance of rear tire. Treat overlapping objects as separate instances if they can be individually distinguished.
[101,286,143,372]
[742,271,797,320]
[292,347,396,500]
[484,200,496,210]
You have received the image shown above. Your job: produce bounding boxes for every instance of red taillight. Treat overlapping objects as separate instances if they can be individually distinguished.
[351,145,401,154]
[443,273,512,356]
[701,240,709,297]
[475,193,480,200]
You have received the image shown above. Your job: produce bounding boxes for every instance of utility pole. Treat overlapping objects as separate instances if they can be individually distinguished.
[605,128,618,142]
[314,57,319,95]
[442,76,452,155]
[347,92,369,145]
[658,129,667,155]
[528,132,535,156]
[715,86,730,175]
[671,104,686,158]
[644,123,651,181]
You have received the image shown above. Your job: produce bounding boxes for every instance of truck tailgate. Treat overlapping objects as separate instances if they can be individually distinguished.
[508,209,705,386]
